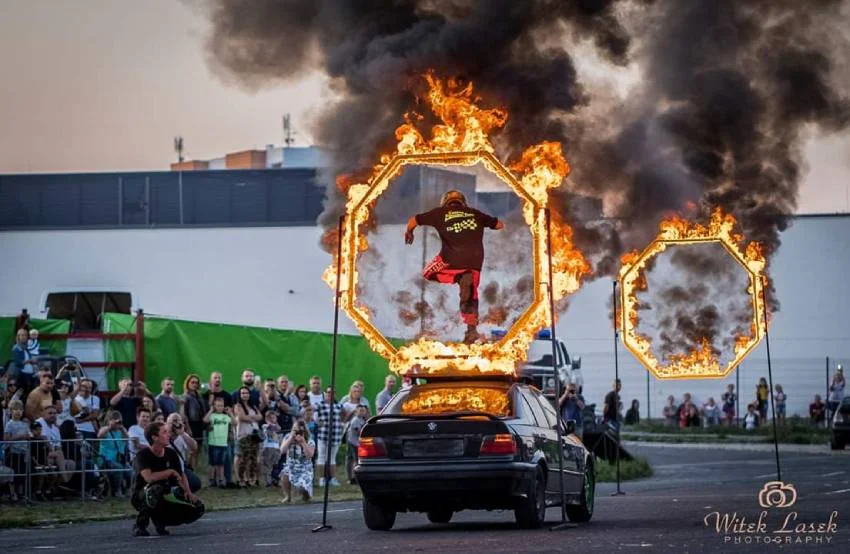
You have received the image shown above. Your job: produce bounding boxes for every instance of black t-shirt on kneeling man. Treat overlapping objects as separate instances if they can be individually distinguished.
[133,446,183,493]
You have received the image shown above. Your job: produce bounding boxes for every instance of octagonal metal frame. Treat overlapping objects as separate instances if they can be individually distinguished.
[618,235,767,380]
[337,149,555,374]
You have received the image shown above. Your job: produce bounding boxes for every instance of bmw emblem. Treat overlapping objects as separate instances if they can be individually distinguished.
[427,422,438,433]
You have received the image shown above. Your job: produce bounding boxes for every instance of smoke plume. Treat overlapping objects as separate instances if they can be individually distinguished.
[197,0,850,345]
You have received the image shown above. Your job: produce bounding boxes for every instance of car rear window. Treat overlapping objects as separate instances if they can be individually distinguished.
[387,385,513,417]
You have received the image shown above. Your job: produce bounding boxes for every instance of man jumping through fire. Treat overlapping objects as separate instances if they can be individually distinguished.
[405,190,504,344]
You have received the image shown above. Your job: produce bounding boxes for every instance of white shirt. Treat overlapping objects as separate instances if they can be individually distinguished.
[308,392,324,410]
[37,418,62,448]
[128,425,149,460]
[74,394,101,433]
[744,413,758,430]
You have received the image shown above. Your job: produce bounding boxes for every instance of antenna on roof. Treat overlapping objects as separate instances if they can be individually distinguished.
[173,136,184,163]
[282,114,295,146]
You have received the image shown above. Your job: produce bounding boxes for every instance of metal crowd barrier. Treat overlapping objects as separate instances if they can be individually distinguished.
[0,436,134,503]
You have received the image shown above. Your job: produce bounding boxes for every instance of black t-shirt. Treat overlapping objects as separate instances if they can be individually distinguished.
[603,390,620,422]
[133,446,183,493]
[415,205,499,271]
[116,397,142,429]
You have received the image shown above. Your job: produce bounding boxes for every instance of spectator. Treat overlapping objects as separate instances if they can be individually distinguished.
[274,376,294,435]
[345,405,368,484]
[152,410,166,424]
[26,329,41,357]
[59,419,100,498]
[260,410,283,487]
[316,386,344,487]
[55,379,78,425]
[166,413,200,493]
[810,394,827,427]
[97,410,131,497]
[234,386,263,487]
[29,421,58,500]
[110,379,142,429]
[558,384,584,438]
[744,403,760,430]
[291,385,308,417]
[828,366,845,422]
[203,372,234,411]
[181,373,205,469]
[340,380,371,421]
[280,419,316,503]
[203,396,231,488]
[155,378,177,418]
[74,379,100,440]
[685,404,701,428]
[301,404,318,438]
[375,375,397,413]
[3,399,29,501]
[756,377,769,422]
[35,405,74,484]
[624,399,640,425]
[663,395,678,426]
[721,384,737,426]
[602,379,622,432]
[774,384,787,426]
[128,407,152,462]
[232,369,264,410]
[703,397,721,427]
[25,370,56,422]
[142,396,156,414]
[11,329,36,393]
[308,376,324,410]
[2,378,25,423]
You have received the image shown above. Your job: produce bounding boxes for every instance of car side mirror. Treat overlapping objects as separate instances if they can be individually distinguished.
[571,357,581,370]
[564,419,576,435]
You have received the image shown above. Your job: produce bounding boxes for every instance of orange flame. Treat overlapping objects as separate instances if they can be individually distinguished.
[324,72,591,376]
[617,208,769,379]
[400,387,511,417]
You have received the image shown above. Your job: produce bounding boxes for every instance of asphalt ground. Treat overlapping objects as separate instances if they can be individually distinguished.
[2,443,849,553]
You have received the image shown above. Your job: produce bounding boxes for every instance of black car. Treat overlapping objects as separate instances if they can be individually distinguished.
[354,376,595,530]
[830,397,850,450]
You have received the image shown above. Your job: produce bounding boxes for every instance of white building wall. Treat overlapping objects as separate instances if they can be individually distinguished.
[0,216,847,418]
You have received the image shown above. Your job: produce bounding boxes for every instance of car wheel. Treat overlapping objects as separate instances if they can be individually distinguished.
[426,509,453,524]
[362,497,396,531]
[566,459,595,523]
[515,467,546,529]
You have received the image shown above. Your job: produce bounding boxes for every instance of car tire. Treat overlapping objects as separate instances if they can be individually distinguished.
[515,467,546,529]
[566,459,595,523]
[362,497,396,531]
[830,440,845,450]
[426,509,453,524]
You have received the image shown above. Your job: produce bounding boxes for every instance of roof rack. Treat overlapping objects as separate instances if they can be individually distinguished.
[400,372,533,385]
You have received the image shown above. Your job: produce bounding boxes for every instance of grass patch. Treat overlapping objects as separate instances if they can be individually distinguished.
[595,456,653,482]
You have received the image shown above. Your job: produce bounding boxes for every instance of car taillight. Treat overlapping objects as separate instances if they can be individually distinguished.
[480,434,516,456]
[357,437,387,458]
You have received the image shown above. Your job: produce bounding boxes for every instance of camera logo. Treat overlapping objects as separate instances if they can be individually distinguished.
[758,481,797,509]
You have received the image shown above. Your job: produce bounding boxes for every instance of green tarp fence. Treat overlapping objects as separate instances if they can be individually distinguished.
[101,313,398,403]
[0,317,71,362]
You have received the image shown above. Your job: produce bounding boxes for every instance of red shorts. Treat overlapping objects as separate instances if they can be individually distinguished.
[422,255,480,325]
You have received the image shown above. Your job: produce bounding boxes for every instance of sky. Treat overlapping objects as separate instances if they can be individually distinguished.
[0,0,848,214]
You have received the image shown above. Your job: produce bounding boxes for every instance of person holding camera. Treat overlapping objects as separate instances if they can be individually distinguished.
[166,413,200,492]
[110,379,142,429]
[98,410,132,497]
[131,421,202,537]
[280,419,315,503]
[558,383,585,439]
[74,379,100,440]
[234,386,263,487]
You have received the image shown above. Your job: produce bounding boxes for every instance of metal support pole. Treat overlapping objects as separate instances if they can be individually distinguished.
[645,370,650,423]
[313,215,344,534]
[612,280,624,496]
[544,209,570,529]
[826,356,831,429]
[178,171,184,225]
[81,440,86,502]
[763,302,782,482]
[736,367,741,428]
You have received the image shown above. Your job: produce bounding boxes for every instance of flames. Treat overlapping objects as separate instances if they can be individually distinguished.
[324,72,590,376]
[617,208,769,379]
[400,387,511,417]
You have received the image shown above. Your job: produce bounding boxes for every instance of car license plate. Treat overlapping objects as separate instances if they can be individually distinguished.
[403,439,464,458]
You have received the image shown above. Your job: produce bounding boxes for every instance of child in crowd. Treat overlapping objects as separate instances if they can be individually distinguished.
[29,421,56,500]
[722,384,737,426]
[302,405,318,438]
[744,403,760,430]
[27,329,41,357]
[204,397,231,488]
[260,410,282,487]
[345,405,368,484]
[3,399,30,501]
[774,384,787,426]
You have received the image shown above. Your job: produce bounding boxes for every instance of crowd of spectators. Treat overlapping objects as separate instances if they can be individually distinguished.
[1,331,403,505]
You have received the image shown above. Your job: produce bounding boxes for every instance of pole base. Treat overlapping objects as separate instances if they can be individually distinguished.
[311,524,333,533]
[549,521,578,531]
[610,491,626,496]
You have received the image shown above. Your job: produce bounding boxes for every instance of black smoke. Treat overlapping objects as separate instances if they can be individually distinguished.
[196,0,850,344]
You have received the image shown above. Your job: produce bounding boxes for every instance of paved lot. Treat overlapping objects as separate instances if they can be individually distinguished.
[2,444,849,553]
